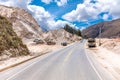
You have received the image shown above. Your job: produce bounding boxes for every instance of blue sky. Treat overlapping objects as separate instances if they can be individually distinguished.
[31,0,83,19]
[30,0,90,29]
[30,0,105,29]
[0,0,120,30]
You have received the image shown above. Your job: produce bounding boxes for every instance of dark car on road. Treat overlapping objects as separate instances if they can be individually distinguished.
[61,42,67,46]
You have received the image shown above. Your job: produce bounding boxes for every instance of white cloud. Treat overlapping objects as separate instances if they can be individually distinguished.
[41,0,68,6]
[0,0,31,9]
[1,0,120,31]
[62,0,120,22]
[55,0,68,6]
[103,14,109,20]
[62,1,100,22]
[0,0,72,30]
[109,1,120,19]
[80,27,86,31]
[41,0,52,4]
[27,5,73,30]
[96,0,120,19]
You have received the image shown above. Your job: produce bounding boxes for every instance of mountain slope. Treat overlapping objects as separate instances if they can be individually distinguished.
[0,16,29,60]
[0,5,43,42]
[82,19,120,38]
[43,29,81,44]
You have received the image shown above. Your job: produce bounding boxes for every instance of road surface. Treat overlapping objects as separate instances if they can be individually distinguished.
[0,41,112,80]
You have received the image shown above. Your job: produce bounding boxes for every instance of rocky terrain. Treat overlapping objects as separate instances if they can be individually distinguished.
[0,5,81,55]
[82,19,120,38]
[43,29,81,44]
[0,5,45,55]
[0,16,29,60]
[96,38,120,54]
[0,5,43,43]
[0,5,81,45]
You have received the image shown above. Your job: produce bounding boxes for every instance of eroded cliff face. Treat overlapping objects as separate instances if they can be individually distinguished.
[0,16,29,60]
[0,5,43,42]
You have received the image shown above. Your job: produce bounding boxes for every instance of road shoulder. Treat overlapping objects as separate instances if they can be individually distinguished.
[86,47,119,80]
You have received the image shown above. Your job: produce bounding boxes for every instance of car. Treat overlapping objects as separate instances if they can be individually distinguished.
[33,39,44,44]
[61,42,67,46]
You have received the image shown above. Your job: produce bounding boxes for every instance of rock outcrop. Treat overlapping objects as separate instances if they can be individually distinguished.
[0,5,43,42]
[43,29,81,44]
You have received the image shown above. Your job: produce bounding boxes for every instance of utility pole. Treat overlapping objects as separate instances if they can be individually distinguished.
[99,26,102,46]
[99,23,104,46]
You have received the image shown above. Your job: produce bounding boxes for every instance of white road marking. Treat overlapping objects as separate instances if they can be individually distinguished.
[63,42,80,64]
[6,41,103,80]
[84,42,103,80]
[6,45,75,80]
[6,57,44,80]
[63,48,75,62]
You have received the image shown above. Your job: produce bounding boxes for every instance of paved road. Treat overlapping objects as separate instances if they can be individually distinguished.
[0,41,112,80]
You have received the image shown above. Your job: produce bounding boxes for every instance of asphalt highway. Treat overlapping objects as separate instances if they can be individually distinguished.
[0,41,113,80]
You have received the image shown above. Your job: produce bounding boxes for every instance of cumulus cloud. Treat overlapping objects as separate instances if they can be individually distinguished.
[41,0,52,4]
[80,27,86,31]
[62,0,120,22]
[0,0,120,31]
[41,0,68,6]
[0,0,31,9]
[0,0,72,30]
[95,0,120,19]
[102,14,109,20]
[55,0,68,6]
[28,5,74,30]
[62,1,100,22]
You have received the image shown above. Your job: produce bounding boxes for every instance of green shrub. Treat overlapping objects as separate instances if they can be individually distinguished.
[0,16,29,57]
[64,24,82,36]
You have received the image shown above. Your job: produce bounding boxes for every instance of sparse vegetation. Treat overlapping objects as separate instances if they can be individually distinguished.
[0,16,29,58]
[64,24,82,36]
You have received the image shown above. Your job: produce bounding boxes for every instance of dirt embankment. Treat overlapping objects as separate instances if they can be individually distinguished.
[88,38,120,80]
[0,38,66,71]
[97,38,120,54]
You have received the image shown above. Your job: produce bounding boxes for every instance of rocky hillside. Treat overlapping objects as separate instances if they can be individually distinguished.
[0,16,29,60]
[43,29,81,44]
[82,19,120,38]
[0,5,81,46]
[0,5,43,42]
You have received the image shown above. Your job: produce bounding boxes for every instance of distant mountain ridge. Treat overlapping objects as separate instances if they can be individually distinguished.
[82,19,120,38]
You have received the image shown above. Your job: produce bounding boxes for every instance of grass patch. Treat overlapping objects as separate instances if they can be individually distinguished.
[0,16,29,57]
